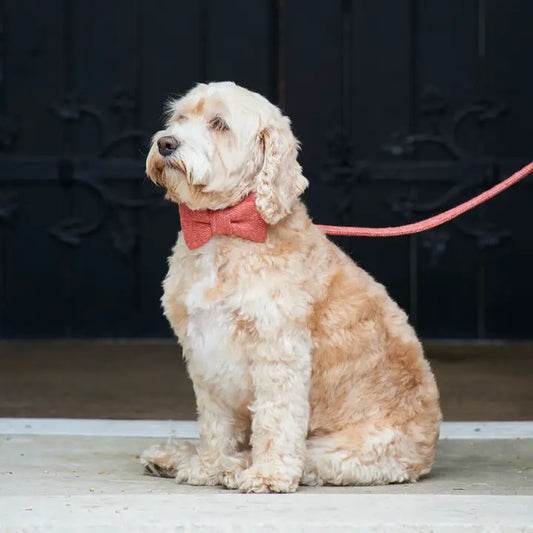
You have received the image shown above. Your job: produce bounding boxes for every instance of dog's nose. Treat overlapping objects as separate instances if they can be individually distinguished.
[157,136,179,156]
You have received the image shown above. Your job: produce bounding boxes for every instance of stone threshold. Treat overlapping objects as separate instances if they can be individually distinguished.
[1,419,532,531]
[2,493,532,532]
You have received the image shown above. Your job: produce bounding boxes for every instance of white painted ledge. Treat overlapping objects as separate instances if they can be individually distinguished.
[1,418,532,439]
[0,418,199,438]
[438,421,533,440]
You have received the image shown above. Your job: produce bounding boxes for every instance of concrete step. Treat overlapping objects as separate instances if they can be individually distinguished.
[1,419,532,531]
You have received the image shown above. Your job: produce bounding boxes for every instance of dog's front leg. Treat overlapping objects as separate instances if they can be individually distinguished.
[239,330,312,493]
[175,383,245,486]
[141,382,247,486]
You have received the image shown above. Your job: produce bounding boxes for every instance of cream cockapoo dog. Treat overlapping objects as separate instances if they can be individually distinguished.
[141,81,441,493]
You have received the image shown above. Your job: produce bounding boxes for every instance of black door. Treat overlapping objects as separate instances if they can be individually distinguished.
[1,0,532,338]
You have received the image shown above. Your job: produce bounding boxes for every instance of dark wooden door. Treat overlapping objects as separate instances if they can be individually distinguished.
[1,0,532,338]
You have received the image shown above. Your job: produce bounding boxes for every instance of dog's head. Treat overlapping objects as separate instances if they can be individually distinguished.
[146,81,308,223]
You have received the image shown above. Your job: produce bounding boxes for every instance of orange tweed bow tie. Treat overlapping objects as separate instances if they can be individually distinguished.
[178,193,267,250]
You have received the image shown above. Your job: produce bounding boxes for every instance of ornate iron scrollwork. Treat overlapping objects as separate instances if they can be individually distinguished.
[49,159,168,254]
[48,88,168,255]
[420,229,450,266]
[320,85,511,264]
[321,131,371,224]
[384,86,507,161]
[51,87,144,157]
[0,192,19,225]
[382,86,510,262]
[0,115,19,152]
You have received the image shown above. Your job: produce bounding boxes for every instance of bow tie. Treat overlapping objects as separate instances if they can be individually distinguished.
[178,193,267,250]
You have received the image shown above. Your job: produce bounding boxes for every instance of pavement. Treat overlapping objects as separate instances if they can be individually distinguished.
[0,420,532,531]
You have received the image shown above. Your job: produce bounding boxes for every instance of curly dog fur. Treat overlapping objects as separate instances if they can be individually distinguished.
[141,82,441,493]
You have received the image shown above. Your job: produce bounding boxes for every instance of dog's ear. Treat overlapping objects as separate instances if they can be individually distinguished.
[254,117,308,225]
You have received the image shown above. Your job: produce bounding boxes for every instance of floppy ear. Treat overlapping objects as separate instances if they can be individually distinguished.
[254,117,309,224]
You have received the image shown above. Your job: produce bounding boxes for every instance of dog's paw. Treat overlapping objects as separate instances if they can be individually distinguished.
[140,442,195,478]
[238,464,300,493]
[176,454,220,486]
[218,452,252,490]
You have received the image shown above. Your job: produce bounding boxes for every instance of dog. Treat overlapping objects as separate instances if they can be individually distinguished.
[141,81,441,493]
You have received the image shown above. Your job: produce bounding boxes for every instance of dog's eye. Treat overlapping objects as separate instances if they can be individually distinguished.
[208,116,229,132]
[175,114,186,122]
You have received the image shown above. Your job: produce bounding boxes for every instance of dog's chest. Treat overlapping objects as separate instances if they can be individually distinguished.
[176,241,248,398]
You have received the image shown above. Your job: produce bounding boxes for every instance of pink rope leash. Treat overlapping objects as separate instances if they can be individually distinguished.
[317,161,533,237]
